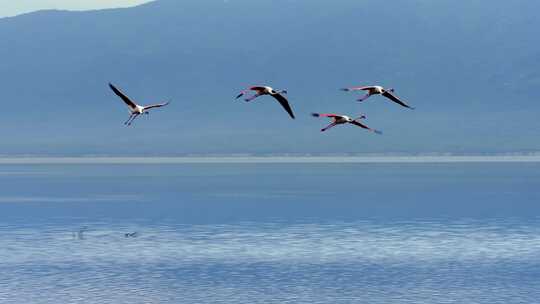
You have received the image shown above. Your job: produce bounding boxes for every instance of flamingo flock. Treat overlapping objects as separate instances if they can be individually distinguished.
[109,81,414,134]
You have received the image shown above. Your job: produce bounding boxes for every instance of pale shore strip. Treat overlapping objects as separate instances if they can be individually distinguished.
[1,155,540,164]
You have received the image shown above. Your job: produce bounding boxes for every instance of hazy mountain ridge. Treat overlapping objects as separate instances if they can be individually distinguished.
[0,0,539,154]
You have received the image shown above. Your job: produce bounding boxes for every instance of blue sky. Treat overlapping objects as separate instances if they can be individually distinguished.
[0,0,151,17]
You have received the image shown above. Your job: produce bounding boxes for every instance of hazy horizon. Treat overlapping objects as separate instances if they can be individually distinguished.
[1,154,540,165]
[1,0,538,155]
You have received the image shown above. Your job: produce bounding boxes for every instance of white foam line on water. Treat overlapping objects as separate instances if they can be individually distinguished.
[0,195,144,204]
[1,155,540,164]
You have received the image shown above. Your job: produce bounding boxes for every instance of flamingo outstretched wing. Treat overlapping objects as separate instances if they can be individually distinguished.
[143,102,170,111]
[271,93,295,119]
[381,91,415,109]
[109,83,138,109]
[350,120,382,134]
[341,86,375,92]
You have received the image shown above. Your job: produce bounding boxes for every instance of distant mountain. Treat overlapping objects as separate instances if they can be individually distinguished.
[1,0,539,155]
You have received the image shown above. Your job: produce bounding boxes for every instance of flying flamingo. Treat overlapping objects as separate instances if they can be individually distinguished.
[109,83,170,126]
[311,113,382,134]
[341,85,415,109]
[236,86,295,119]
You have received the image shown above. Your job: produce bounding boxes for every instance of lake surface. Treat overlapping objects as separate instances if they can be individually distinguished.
[1,162,539,303]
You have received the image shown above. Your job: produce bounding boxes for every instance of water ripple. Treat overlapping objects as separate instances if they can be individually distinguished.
[1,220,539,303]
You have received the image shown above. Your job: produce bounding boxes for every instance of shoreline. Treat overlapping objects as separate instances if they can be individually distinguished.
[1,155,540,164]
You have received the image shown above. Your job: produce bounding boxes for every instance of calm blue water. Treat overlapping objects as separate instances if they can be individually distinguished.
[1,163,539,303]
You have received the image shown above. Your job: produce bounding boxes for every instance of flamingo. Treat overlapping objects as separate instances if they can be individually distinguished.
[311,113,382,134]
[341,85,415,109]
[236,86,295,119]
[109,83,170,126]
